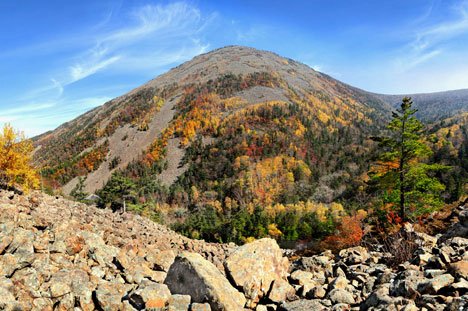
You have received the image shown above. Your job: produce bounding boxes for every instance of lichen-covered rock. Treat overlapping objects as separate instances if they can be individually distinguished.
[165,252,245,311]
[167,294,191,311]
[191,302,212,311]
[268,278,296,303]
[448,260,468,279]
[225,238,289,308]
[328,288,355,304]
[418,274,454,294]
[289,270,313,285]
[279,299,328,311]
[146,248,176,272]
[94,281,130,311]
[129,281,171,310]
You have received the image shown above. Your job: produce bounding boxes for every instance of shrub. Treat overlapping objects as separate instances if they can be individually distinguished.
[381,230,419,267]
[320,214,364,252]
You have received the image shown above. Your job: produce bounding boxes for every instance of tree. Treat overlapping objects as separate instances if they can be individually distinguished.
[369,97,448,221]
[0,124,39,192]
[70,177,88,201]
[97,172,137,211]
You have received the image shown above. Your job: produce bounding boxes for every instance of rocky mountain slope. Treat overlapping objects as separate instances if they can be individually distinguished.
[1,189,467,310]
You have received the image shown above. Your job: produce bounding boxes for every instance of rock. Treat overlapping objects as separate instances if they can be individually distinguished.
[418,274,454,294]
[298,279,318,298]
[448,260,468,279]
[289,270,313,285]
[331,303,351,311]
[0,286,17,311]
[390,270,423,299]
[450,277,468,292]
[167,294,191,311]
[361,285,395,309]
[328,288,355,304]
[32,298,53,311]
[339,246,369,265]
[129,281,171,310]
[415,232,438,248]
[306,286,326,299]
[191,302,212,311]
[224,238,289,308]
[424,269,446,278]
[299,255,333,276]
[94,281,130,311]
[268,279,295,303]
[329,276,349,290]
[146,249,176,272]
[165,252,246,311]
[279,299,328,311]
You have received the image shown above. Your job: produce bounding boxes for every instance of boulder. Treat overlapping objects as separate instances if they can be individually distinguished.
[94,281,131,311]
[191,302,212,311]
[329,276,349,291]
[418,274,454,294]
[167,294,191,311]
[328,288,355,304]
[390,270,424,299]
[339,246,369,265]
[267,278,295,303]
[289,270,313,285]
[129,281,171,310]
[448,260,468,279]
[361,285,395,309]
[0,286,17,311]
[279,299,328,311]
[224,238,289,308]
[165,252,245,311]
[146,249,176,272]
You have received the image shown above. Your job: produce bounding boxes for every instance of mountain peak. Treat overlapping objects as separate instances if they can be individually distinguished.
[142,45,317,91]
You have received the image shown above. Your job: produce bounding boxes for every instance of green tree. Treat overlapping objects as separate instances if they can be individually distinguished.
[97,172,137,211]
[70,177,88,201]
[370,97,448,221]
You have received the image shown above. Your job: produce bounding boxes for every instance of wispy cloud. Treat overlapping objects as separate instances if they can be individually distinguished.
[66,2,212,84]
[396,0,468,71]
[2,1,215,136]
[70,55,121,82]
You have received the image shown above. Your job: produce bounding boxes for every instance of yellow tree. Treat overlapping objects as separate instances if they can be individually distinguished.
[0,124,39,192]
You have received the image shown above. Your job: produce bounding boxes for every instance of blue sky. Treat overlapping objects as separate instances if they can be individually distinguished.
[2,0,468,136]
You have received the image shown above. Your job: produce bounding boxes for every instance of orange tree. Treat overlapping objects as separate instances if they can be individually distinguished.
[0,124,39,192]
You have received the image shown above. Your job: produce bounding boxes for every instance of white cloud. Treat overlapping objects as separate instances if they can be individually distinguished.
[70,55,121,82]
[2,1,216,137]
[396,0,468,71]
[64,2,211,84]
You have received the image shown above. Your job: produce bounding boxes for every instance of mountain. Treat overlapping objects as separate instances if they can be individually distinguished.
[33,46,467,243]
[377,88,468,122]
[34,46,392,195]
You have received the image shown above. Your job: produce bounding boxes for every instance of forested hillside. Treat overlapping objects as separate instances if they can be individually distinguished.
[33,46,468,245]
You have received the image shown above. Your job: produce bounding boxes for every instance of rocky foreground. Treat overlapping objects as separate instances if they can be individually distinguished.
[0,190,467,310]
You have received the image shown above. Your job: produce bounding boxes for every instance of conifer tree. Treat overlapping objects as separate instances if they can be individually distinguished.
[370,97,448,221]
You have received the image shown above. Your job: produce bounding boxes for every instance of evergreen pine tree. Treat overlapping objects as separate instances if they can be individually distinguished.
[369,97,448,221]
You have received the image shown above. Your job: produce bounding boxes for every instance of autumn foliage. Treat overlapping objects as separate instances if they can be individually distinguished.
[0,124,39,192]
[321,211,366,251]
